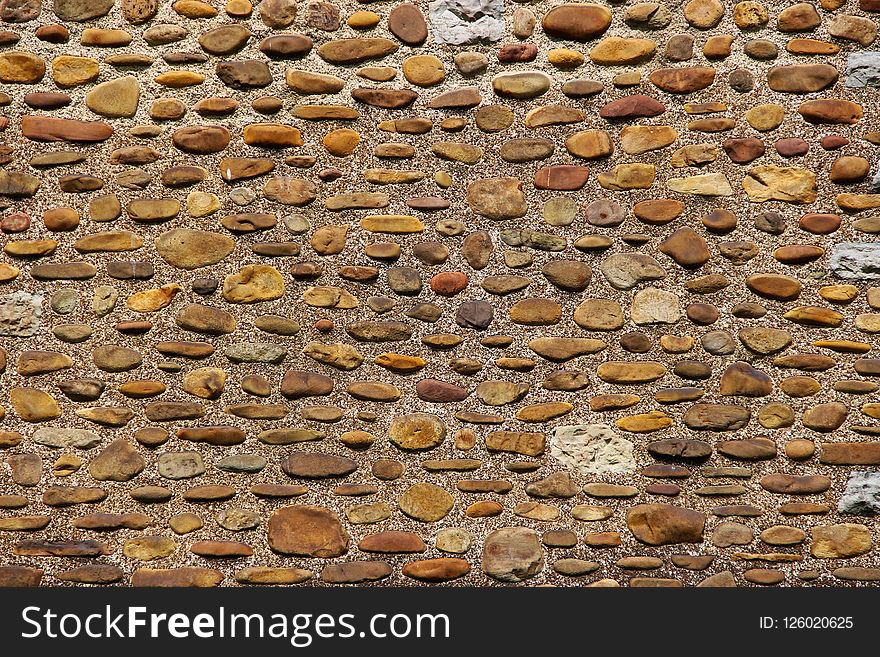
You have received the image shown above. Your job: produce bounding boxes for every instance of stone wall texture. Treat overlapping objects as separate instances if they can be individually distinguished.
[0,0,879,588]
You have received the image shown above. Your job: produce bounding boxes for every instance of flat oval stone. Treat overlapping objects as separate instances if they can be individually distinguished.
[172,125,230,154]
[318,38,398,64]
[260,34,313,58]
[542,4,612,41]
[650,67,715,93]
[767,64,838,92]
[492,71,551,99]
[282,452,357,479]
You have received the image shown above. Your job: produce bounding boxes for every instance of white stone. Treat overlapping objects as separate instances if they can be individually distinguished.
[550,424,636,476]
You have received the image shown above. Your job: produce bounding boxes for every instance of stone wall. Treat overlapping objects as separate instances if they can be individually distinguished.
[0,0,879,587]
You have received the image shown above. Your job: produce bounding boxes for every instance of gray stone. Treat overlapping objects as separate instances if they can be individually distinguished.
[829,243,880,280]
[217,508,260,531]
[216,454,267,473]
[224,342,288,364]
[158,452,206,480]
[599,254,666,290]
[631,287,682,325]
[54,0,114,21]
[33,428,101,449]
[436,527,472,553]
[429,0,505,45]
[839,471,880,515]
[0,292,42,337]
[846,52,880,88]
[50,289,78,315]
[550,424,636,476]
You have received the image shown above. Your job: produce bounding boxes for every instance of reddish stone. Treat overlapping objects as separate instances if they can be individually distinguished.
[416,378,469,402]
[646,483,681,496]
[497,43,538,62]
[23,92,71,110]
[600,95,665,120]
[722,137,765,164]
[172,125,231,154]
[1,212,29,233]
[534,164,589,190]
[359,531,426,553]
[430,271,468,296]
[21,116,112,142]
[775,137,809,157]
[403,558,471,582]
[35,24,69,43]
[799,99,862,124]
[649,67,716,93]
[191,541,254,558]
[760,474,832,494]
[821,135,849,149]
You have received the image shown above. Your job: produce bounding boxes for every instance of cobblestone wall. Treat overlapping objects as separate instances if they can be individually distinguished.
[1,0,880,587]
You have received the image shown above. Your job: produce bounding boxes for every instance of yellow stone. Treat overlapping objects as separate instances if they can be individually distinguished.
[597,361,667,384]
[812,339,871,353]
[186,191,221,217]
[660,335,694,353]
[51,55,99,87]
[572,505,613,521]
[435,171,452,188]
[303,286,359,309]
[432,141,483,164]
[668,173,733,196]
[855,314,880,333]
[0,263,19,282]
[361,215,424,234]
[597,163,655,190]
[323,128,360,156]
[745,104,785,131]
[127,284,183,312]
[620,125,677,155]
[514,502,559,521]
[173,0,218,17]
[375,353,427,373]
[53,454,82,477]
[590,37,656,65]
[402,55,445,86]
[223,265,285,303]
[348,10,381,28]
[5,240,57,257]
[613,70,642,86]
[615,411,674,433]
[10,387,61,422]
[364,169,426,184]
[744,166,818,204]
[225,0,252,16]
[358,65,396,82]
[515,402,574,422]
[548,48,585,67]
[818,284,858,303]
[783,306,844,328]
[837,193,880,212]
[154,71,205,87]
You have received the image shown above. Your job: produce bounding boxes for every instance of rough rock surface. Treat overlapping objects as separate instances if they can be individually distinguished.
[549,424,636,476]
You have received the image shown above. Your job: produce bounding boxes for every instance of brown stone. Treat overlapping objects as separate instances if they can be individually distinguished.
[268,505,349,557]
